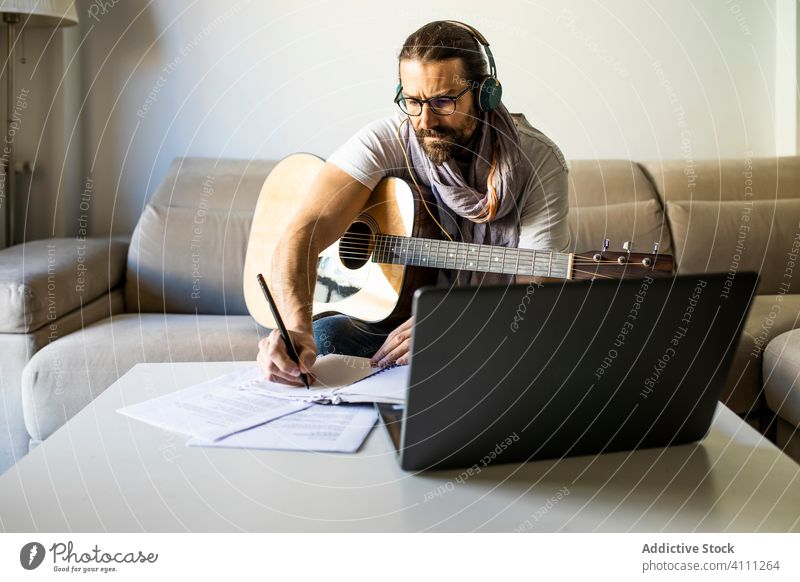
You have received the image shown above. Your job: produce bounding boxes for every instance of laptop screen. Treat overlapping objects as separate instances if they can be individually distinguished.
[397,272,758,471]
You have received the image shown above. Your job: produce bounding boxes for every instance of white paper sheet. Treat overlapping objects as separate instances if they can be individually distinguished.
[117,367,312,441]
[187,404,379,453]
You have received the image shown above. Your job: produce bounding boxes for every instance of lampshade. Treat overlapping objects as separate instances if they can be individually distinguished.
[0,0,78,27]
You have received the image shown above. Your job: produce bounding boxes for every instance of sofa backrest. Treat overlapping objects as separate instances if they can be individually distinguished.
[129,156,676,316]
[567,159,672,256]
[126,154,799,316]
[641,157,800,294]
[125,157,277,315]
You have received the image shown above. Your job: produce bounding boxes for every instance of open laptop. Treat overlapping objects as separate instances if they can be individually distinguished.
[378,272,759,471]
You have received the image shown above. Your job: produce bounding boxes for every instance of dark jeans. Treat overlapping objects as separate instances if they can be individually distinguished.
[312,314,403,358]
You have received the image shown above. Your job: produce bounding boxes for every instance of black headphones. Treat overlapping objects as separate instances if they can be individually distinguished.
[396,20,503,113]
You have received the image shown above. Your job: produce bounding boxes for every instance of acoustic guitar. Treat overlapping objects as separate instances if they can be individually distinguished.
[243,153,673,329]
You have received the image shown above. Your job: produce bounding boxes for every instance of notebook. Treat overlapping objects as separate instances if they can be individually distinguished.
[234,354,409,405]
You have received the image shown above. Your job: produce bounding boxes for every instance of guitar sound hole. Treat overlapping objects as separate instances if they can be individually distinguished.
[312,220,374,304]
[339,221,374,269]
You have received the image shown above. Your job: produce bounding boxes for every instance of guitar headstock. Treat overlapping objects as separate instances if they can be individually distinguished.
[571,240,673,281]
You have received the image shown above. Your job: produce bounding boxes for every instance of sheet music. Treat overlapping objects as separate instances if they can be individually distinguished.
[117,367,312,441]
[118,355,406,443]
[187,404,378,453]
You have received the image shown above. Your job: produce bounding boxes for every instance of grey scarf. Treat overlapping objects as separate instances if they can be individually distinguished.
[400,102,523,286]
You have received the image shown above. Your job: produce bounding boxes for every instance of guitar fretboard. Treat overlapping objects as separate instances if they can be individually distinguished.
[370,234,571,278]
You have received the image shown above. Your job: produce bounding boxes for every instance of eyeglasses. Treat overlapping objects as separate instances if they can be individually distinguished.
[394,85,471,116]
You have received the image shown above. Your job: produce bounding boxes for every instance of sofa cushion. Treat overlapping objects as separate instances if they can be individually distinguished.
[665,199,800,294]
[641,156,800,203]
[568,159,661,206]
[746,294,800,359]
[125,157,281,315]
[721,294,800,414]
[566,159,670,257]
[21,313,269,441]
[0,237,128,333]
[0,288,125,473]
[125,203,254,315]
[150,157,278,211]
[763,329,800,428]
[568,199,672,257]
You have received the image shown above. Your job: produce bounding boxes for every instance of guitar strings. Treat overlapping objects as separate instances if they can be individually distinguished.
[333,231,659,262]
[333,248,647,271]
[328,241,638,279]
[333,254,639,271]
[333,253,620,272]
[333,242,649,265]
[335,253,632,267]
[330,231,663,278]
[334,244,652,265]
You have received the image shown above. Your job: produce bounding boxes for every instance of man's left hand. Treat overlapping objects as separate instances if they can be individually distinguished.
[371,317,414,367]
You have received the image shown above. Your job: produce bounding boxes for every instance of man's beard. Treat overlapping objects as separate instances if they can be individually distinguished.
[414,118,478,165]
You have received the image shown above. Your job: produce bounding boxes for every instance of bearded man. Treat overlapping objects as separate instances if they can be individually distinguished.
[257,20,570,385]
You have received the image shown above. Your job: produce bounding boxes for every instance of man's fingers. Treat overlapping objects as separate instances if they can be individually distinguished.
[376,337,410,366]
[256,327,318,388]
[268,336,302,377]
[372,334,399,364]
[371,320,413,364]
[298,347,316,374]
[261,330,308,379]
[371,338,390,363]
[257,349,304,386]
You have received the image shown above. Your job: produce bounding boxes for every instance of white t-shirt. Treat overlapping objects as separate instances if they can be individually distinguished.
[327,110,571,255]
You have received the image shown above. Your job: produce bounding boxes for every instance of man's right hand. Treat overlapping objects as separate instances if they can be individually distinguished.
[257,328,317,387]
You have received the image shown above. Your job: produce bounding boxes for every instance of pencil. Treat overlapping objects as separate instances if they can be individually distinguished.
[256,274,310,389]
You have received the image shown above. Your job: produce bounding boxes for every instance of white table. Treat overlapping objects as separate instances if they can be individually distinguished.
[0,362,798,532]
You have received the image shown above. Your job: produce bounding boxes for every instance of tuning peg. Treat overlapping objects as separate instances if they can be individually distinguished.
[652,242,659,255]
[593,239,611,262]
[623,240,633,253]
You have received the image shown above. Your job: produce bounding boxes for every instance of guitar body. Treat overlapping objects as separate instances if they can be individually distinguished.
[243,153,438,329]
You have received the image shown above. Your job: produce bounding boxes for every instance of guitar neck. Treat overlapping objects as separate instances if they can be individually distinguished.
[371,234,572,279]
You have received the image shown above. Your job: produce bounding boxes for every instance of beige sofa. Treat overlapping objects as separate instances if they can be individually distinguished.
[568,157,800,455]
[1,155,798,474]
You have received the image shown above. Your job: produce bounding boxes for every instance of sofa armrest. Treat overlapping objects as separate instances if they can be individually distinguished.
[0,237,129,333]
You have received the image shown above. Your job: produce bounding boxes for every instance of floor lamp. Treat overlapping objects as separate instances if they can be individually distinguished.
[1,1,78,248]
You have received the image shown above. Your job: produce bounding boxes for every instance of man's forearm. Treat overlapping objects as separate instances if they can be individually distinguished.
[264,163,373,333]
[271,224,319,332]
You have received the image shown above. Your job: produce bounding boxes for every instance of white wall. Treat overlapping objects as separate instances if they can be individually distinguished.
[7,0,792,240]
[775,0,799,155]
